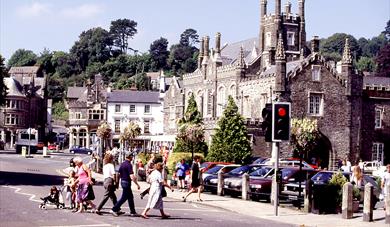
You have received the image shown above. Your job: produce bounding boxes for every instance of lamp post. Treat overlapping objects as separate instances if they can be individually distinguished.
[23,82,36,158]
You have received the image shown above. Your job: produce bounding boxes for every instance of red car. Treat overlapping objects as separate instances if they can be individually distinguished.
[48,144,57,151]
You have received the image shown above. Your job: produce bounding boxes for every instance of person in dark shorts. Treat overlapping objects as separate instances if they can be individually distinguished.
[176,159,189,191]
[182,156,203,202]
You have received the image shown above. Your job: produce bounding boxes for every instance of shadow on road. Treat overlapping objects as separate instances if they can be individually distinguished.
[0,171,64,186]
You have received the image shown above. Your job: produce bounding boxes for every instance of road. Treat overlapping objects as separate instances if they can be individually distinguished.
[0,149,294,227]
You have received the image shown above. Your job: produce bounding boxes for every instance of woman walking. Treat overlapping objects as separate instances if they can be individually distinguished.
[141,162,173,219]
[182,156,203,202]
[96,154,117,215]
[72,156,96,213]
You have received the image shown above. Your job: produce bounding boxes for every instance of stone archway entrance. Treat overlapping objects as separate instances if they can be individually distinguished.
[308,132,333,169]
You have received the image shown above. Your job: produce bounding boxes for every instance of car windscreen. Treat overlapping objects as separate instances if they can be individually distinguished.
[200,163,209,169]
[206,166,223,174]
[311,172,332,182]
[229,165,251,175]
[249,166,272,176]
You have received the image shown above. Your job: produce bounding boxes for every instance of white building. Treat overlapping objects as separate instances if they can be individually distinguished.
[106,90,172,151]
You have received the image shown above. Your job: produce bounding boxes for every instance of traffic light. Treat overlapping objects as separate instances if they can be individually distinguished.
[261,103,272,142]
[272,102,291,141]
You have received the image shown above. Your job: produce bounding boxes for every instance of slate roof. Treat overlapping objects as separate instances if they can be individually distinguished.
[363,76,390,86]
[259,60,303,77]
[221,37,258,65]
[107,90,160,103]
[67,87,86,99]
[4,78,24,97]
[9,66,41,75]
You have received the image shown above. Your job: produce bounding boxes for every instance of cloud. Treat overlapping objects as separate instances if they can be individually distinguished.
[60,3,103,19]
[17,2,51,17]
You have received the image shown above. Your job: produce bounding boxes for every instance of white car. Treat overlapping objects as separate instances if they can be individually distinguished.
[363,161,381,172]
[372,166,387,178]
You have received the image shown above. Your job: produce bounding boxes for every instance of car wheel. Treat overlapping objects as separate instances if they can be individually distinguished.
[70,150,74,154]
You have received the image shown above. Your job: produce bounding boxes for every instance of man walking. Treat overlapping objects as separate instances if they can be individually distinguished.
[111,151,140,217]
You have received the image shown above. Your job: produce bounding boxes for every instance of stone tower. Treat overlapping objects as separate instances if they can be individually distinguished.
[259,0,306,69]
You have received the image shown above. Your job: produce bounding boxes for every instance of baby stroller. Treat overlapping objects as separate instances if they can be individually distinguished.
[39,186,65,210]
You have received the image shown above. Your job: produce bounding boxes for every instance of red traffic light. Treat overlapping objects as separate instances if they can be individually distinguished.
[278,107,286,117]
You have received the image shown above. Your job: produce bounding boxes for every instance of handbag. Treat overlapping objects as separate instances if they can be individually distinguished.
[161,187,167,197]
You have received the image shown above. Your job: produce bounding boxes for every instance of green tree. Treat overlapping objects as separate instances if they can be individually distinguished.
[179,28,199,47]
[37,48,54,75]
[149,37,169,70]
[7,49,37,67]
[375,44,390,77]
[0,55,8,106]
[168,44,194,75]
[52,51,77,78]
[135,73,152,91]
[52,101,69,120]
[70,27,113,72]
[174,94,207,157]
[109,19,138,54]
[320,33,360,62]
[207,96,252,164]
[356,56,376,72]
[47,74,66,101]
[382,20,390,41]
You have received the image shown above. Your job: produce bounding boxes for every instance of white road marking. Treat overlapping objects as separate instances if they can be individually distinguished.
[2,185,42,203]
[40,224,112,227]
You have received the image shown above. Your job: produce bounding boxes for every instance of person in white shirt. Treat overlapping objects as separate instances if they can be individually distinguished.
[96,154,118,215]
[381,164,390,203]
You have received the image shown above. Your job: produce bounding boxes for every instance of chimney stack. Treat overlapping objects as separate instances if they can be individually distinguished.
[311,36,320,53]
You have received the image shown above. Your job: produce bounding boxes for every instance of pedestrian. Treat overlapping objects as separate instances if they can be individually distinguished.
[176,159,189,191]
[96,153,118,215]
[340,159,351,172]
[381,164,390,209]
[182,156,203,202]
[140,154,156,199]
[350,165,363,188]
[64,170,76,209]
[140,162,173,219]
[358,159,364,172]
[72,156,96,213]
[111,151,141,217]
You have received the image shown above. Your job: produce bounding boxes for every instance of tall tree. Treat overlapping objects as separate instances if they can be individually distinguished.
[375,44,390,77]
[179,28,199,47]
[382,20,390,41]
[174,94,207,157]
[37,48,54,75]
[149,37,169,70]
[0,55,8,106]
[70,27,113,72]
[109,19,138,54]
[207,96,252,164]
[7,49,37,67]
[356,56,376,72]
[320,33,360,62]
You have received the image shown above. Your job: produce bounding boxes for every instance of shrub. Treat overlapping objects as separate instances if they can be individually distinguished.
[166,152,204,175]
[329,172,348,208]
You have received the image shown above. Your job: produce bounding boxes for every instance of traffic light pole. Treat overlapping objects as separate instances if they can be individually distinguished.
[272,141,280,216]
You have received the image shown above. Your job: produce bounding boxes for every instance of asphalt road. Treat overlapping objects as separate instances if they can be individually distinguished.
[0,149,294,227]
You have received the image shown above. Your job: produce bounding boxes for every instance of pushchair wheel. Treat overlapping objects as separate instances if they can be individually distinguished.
[39,204,42,209]
[58,204,64,209]
[41,205,47,210]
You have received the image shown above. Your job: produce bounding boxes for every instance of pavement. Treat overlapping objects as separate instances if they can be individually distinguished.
[60,167,389,227]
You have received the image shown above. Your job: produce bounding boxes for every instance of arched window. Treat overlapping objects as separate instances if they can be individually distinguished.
[229,84,236,99]
[217,86,226,117]
[196,90,203,116]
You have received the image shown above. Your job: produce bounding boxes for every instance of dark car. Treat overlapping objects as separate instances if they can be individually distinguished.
[311,171,380,205]
[223,164,272,197]
[69,145,92,155]
[204,164,254,193]
[202,164,241,181]
[250,167,317,202]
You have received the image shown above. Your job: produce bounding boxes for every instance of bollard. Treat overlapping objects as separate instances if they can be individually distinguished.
[304,179,313,213]
[342,182,353,219]
[242,173,249,200]
[21,146,26,157]
[217,171,224,196]
[386,185,390,224]
[42,146,50,158]
[363,183,373,222]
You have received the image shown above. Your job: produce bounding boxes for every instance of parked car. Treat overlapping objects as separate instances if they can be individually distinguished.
[252,157,268,164]
[223,164,271,197]
[311,171,380,206]
[202,164,241,180]
[200,161,233,173]
[69,145,92,155]
[250,167,317,202]
[36,142,45,150]
[372,166,387,178]
[48,143,57,151]
[363,161,382,173]
[204,164,257,193]
[263,159,315,169]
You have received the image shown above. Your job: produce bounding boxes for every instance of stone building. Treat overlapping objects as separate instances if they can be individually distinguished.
[65,74,106,149]
[0,66,47,148]
[163,0,390,167]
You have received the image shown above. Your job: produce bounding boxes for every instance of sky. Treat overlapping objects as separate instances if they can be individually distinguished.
[1,0,389,62]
